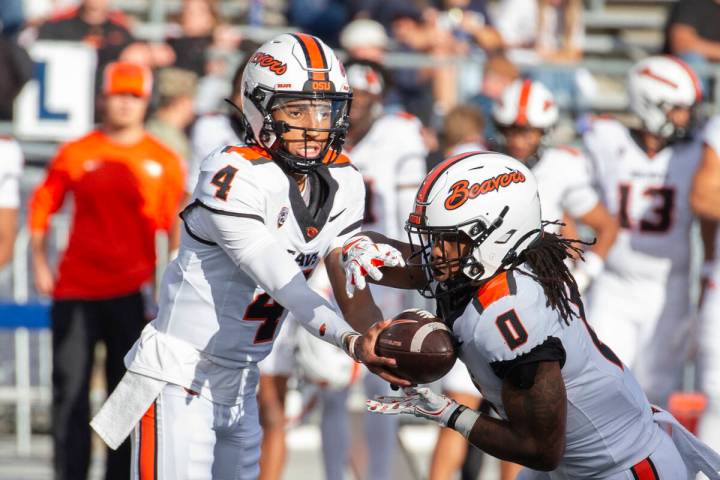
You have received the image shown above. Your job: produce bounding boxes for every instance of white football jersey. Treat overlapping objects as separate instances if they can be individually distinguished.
[125,145,364,403]
[532,146,599,234]
[186,113,244,194]
[452,269,661,478]
[347,112,427,240]
[583,119,702,280]
[0,137,23,209]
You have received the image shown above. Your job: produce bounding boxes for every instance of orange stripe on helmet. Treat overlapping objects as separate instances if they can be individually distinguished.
[294,33,328,81]
[515,79,533,126]
[409,151,480,225]
[664,55,703,103]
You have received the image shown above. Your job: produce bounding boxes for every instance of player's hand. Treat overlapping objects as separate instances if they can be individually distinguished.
[32,260,55,296]
[341,236,405,298]
[355,319,412,387]
[571,251,604,295]
[366,387,460,426]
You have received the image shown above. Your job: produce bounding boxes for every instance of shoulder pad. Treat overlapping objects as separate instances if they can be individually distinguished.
[221,145,274,165]
[325,151,354,168]
[473,270,518,313]
[471,273,562,363]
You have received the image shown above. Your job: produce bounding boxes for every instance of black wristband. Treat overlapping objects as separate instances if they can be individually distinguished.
[446,404,468,430]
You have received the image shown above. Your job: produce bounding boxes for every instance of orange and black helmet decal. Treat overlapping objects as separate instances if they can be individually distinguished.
[291,33,334,92]
[408,151,481,226]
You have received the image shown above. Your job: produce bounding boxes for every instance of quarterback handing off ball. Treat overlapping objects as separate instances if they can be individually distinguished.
[375,309,457,384]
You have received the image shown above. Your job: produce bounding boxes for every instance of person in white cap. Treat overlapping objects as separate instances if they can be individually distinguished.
[339,18,389,63]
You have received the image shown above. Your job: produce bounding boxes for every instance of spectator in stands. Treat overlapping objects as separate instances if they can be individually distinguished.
[496,0,583,62]
[28,61,185,480]
[287,0,349,46]
[339,18,388,63]
[167,0,218,77]
[495,0,591,112]
[384,2,442,123]
[430,0,503,53]
[0,137,23,270]
[35,0,134,81]
[469,54,520,144]
[664,0,720,87]
[146,68,198,164]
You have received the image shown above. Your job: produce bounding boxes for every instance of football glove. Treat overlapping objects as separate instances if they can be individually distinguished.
[571,250,604,294]
[366,387,460,426]
[367,387,481,437]
[341,235,405,298]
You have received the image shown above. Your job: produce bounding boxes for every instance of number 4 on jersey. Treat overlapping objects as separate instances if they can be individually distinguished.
[211,165,239,201]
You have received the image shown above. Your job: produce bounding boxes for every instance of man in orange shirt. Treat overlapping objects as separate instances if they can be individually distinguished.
[29,61,185,480]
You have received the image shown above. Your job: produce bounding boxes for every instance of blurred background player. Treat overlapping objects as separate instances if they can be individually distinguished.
[186,61,248,198]
[441,104,488,155]
[0,136,23,270]
[582,55,706,408]
[325,59,427,480]
[691,113,720,452]
[28,61,185,480]
[492,78,618,293]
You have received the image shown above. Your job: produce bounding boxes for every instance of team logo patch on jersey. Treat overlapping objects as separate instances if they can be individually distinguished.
[277,207,289,227]
[306,226,319,238]
[444,170,526,210]
[319,323,327,336]
[250,52,287,75]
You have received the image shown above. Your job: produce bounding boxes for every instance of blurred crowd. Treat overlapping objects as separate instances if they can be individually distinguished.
[0,0,717,161]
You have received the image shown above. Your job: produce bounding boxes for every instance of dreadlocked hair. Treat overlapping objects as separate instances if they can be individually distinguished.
[505,221,595,325]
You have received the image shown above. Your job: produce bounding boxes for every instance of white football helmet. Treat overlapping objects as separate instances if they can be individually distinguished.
[627,55,702,140]
[493,79,559,129]
[240,33,352,173]
[406,151,542,298]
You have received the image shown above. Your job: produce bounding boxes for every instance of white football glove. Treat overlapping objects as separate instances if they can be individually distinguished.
[341,235,405,298]
[366,387,460,426]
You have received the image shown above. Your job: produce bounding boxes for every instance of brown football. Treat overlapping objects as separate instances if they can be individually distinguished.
[375,309,457,384]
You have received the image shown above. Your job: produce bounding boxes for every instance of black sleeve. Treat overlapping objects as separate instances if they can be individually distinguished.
[669,0,702,27]
[490,337,566,389]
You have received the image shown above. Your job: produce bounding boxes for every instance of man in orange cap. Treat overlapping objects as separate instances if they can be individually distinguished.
[29,61,185,480]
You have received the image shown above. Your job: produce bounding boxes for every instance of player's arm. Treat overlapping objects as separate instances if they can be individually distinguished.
[325,247,384,333]
[0,207,17,269]
[577,203,618,260]
[28,151,71,295]
[368,360,567,470]
[690,143,720,221]
[466,361,566,470]
[193,208,411,386]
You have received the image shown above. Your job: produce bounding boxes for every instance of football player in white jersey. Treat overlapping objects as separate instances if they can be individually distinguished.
[582,55,706,408]
[90,33,410,480]
[345,151,720,479]
[691,113,720,452]
[492,79,619,293]
[426,79,618,480]
[0,136,23,269]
